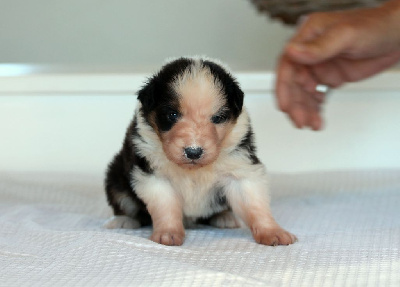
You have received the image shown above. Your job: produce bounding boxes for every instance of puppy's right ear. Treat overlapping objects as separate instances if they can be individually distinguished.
[137,79,156,114]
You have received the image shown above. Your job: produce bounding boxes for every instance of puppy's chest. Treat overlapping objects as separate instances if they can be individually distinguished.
[165,169,228,218]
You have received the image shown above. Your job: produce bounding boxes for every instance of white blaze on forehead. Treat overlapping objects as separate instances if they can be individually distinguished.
[171,60,225,116]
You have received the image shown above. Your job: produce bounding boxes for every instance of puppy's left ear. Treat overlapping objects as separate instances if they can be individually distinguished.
[137,79,156,114]
[225,79,244,118]
[203,60,244,118]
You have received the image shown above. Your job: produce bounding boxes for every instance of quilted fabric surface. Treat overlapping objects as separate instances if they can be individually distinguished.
[0,170,399,286]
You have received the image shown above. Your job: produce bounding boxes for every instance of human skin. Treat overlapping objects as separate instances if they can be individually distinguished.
[275,0,400,130]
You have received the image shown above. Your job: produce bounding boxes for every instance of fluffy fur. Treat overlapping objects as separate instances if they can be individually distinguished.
[104,57,296,246]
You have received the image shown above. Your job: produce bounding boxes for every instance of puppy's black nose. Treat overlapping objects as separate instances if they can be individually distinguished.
[184,147,203,160]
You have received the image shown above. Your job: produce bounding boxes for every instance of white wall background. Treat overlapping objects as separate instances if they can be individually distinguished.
[0,0,399,175]
[1,86,399,174]
[0,0,293,72]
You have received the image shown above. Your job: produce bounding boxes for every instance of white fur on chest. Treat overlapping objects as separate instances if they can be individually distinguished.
[159,164,225,218]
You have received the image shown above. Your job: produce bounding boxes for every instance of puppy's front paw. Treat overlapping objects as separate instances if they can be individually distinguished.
[251,225,297,246]
[150,229,185,246]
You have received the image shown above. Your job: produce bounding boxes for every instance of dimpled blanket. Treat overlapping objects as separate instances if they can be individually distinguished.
[0,170,399,286]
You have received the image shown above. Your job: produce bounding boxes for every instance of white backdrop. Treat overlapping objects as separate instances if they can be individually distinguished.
[0,0,293,72]
[1,71,399,174]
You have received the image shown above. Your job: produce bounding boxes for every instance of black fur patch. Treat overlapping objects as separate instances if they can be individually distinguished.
[236,127,260,165]
[104,117,153,226]
[137,58,194,132]
[137,58,192,119]
[202,60,244,119]
[211,185,228,210]
[155,104,181,132]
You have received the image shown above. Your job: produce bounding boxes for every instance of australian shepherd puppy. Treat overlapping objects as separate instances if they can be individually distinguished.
[104,57,296,246]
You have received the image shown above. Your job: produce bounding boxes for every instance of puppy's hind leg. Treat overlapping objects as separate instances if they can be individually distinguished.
[103,191,142,229]
[104,215,141,229]
[208,210,242,229]
[105,150,150,229]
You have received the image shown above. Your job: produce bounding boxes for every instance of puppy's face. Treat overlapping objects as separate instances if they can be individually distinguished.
[138,58,244,169]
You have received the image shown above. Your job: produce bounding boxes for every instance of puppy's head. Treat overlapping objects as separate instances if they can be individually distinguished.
[137,57,244,169]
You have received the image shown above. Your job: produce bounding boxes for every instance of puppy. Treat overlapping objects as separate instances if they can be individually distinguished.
[104,57,296,246]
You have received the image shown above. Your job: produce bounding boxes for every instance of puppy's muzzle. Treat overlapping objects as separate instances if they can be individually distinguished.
[184,146,203,160]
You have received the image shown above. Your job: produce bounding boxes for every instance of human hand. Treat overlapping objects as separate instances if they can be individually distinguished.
[276,0,400,130]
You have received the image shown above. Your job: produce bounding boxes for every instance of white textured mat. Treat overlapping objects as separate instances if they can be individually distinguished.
[0,170,399,286]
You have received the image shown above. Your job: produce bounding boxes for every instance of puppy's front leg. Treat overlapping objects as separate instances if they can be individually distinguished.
[135,174,185,246]
[226,177,297,246]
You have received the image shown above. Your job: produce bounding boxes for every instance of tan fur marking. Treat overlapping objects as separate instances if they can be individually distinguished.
[160,61,232,169]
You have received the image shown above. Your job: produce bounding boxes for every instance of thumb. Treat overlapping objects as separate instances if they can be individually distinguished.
[285,26,353,65]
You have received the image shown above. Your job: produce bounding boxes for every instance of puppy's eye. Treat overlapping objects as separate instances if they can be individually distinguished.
[211,114,227,124]
[167,111,180,122]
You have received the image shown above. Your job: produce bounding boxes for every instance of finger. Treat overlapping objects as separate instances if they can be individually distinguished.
[307,94,324,130]
[290,13,335,44]
[309,110,323,130]
[309,61,345,88]
[289,90,323,130]
[292,65,326,106]
[276,56,325,129]
[293,65,320,94]
[275,55,296,113]
[335,50,400,82]
[291,81,325,130]
[278,73,306,129]
[287,97,307,129]
[311,92,326,105]
[286,24,354,65]
[286,80,318,129]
